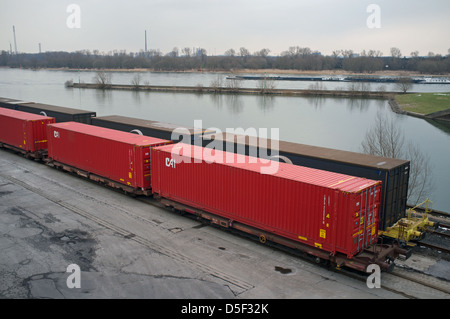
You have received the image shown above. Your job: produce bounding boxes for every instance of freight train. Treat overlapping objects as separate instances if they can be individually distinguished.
[0,98,410,231]
[90,115,410,232]
[0,98,412,273]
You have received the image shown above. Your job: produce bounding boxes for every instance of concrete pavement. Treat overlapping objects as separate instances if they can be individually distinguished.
[0,148,446,300]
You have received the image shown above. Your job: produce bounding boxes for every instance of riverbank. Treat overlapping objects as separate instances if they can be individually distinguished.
[69,82,390,99]
[69,81,450,124]
[393,93,450,123]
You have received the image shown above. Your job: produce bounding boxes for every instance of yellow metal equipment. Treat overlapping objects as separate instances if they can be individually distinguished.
[380,199,436,245]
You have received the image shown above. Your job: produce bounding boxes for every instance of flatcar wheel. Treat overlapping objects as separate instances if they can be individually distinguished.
[314,257,330,267]
[259,234,267,244]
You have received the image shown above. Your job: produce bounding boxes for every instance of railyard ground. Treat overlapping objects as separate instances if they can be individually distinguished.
[0,148,449,301]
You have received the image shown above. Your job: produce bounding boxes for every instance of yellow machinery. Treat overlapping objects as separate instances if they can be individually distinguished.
[380,199,436,245]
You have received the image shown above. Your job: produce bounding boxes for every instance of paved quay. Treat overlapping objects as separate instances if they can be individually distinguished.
[0,148,447,299]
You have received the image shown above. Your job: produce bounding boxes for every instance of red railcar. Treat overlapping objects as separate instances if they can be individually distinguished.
[151,144,381,258]
[47,122,171,195]
[0,108,55,158]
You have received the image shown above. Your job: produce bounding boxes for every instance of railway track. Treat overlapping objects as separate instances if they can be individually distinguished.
[432,229,450,240]
[338,265,450,299]
[417,241,450,254]
[402,204,450,254]
[415,229,450,254]
[386,269,450,297]
[406,205,450,232]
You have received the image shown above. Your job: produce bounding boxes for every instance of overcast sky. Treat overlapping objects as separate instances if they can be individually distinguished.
[1,0,449,56]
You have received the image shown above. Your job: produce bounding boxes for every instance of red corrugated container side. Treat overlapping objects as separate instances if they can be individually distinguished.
[47,122,171,190]
[151,144,381,258]
[0,108,55,152]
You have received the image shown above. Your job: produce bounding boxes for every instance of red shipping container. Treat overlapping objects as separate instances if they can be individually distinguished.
[0,108,55,153]
[151,144,382,258]
[47,122,171,192]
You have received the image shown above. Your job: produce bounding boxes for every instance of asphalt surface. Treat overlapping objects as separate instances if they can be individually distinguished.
[0,148,448,300]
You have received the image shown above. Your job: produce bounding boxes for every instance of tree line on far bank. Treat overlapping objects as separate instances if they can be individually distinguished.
[1,46,450,74]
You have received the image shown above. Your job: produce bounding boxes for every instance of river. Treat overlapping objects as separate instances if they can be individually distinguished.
[0,68,449,211]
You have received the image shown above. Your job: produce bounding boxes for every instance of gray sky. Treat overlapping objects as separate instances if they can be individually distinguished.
[1,0,449,56]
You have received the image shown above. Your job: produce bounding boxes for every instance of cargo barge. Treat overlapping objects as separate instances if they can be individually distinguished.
[227,75,450,84]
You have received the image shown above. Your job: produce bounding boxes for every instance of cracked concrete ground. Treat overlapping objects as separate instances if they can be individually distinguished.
[1,148,447,299]
[0,151,238,298]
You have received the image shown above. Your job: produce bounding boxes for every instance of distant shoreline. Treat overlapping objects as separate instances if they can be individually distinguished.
[1,66,449,77]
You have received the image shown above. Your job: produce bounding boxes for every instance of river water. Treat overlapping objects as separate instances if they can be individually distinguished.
[0,68,449,211]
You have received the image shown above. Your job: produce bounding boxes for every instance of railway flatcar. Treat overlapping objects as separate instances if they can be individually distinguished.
[0,95,411,232]
[0,108,55,159]
[151,143,409,271]
[91,115,215,144]
[202,133,410,231]
[0,97,96,124]
[0,107,411,272]
[46,122,171,195]
[0,97,32,108]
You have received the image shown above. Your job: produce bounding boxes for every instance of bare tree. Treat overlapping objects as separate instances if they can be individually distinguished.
[226,78,242,92]
[167,47,179,57]
[131,73,142,90]
[405,142,433,205]
[224,48,236,57]
[239,47,250,57]
[395,77,414,93]
[93,71,112,89]
[361,112,404,158]
[209,75,224,93]
[361,112,433,205]
[181,47,191,57]
[367,49,383,57]
[342,49,354,58]
[256,76,277,94]
[332,50,342,58]
[390,47,402,58]
[283,46,312,57]
[255,48,271,57]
